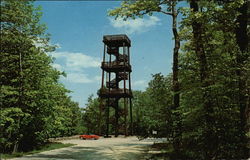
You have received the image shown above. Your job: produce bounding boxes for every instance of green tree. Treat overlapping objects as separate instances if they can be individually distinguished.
[0,0,83,153]
[83,95,103,134]
[1,0,51,152]
[109,0,249,159]
[179,0,248,159]
[234,0,249,157]
[109,0,182,152]
[131,74,173,138]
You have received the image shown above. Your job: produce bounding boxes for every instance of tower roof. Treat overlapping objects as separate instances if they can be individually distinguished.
[103,34,131,47]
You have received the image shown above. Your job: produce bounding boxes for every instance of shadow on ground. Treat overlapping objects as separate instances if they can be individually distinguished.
[24,144,148,160]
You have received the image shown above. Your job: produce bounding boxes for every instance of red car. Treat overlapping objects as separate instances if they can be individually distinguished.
[79,134,100,140]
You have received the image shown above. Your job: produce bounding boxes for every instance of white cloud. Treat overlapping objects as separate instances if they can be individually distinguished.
[133,80,147,88]
[63,73,93,84]
[33,38,61,49]
[94,76,102,81]
[54,43,61,49]
[51,51,100,71]
[50,51,101,84]
[132,80,147,90]
[51,63,63,71]
[109,16,161,34]
[133,80,146,86]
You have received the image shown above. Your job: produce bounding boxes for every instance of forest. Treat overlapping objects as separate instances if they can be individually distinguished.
[1,0,249,160]
[0,0,84,154]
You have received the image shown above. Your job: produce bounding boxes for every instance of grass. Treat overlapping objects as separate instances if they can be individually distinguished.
[1,142,75,159]
[148,142,189,160]
[146,142,173,160]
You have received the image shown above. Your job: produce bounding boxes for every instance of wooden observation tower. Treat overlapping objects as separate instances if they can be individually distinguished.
[98,34,133,137]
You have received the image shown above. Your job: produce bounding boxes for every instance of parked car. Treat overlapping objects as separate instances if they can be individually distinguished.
[79,134,100,140]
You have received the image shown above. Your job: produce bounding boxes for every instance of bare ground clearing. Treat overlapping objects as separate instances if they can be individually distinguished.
[9,136,154,160]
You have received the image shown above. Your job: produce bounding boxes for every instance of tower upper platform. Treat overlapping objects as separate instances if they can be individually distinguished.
[103,34,131,47]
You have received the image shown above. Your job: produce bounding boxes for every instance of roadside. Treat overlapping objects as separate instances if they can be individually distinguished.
[7,136,154,160]
[1,143,74,160]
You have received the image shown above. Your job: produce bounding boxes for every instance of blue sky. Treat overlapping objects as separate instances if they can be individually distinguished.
[35,1,174,107]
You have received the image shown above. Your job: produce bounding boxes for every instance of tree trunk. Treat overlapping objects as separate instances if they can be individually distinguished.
[172,3,180,111]
[235,0,249,157]
[13,48,23,153]
[171,1,181,154]
[190,1,214,159]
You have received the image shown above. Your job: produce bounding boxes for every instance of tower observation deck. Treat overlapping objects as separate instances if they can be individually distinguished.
[98,34,133,137]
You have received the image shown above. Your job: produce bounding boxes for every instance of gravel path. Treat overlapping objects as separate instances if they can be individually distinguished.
[10,136,154,160]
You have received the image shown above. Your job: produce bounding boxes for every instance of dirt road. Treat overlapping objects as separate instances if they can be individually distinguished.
[10,136,154,160]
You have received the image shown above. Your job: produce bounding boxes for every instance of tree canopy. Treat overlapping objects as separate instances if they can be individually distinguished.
[1,1,249,159]
[0,0,85,153]
[108,0,249,159]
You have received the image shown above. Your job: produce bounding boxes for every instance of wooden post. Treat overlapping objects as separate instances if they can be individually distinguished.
[124,98,128,136]
[128,46,133,136]
[123,42,126,93]
[101,45,106,88]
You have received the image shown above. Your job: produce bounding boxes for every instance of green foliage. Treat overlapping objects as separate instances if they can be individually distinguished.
[108,0,162,19]
[109,0,249,159]
[108,0,182,20]
[82,95,103,134]
[130,74,173,138]
[0,0,84,153]
[178,1,248,159]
